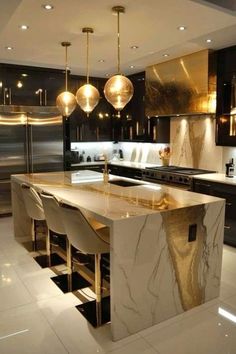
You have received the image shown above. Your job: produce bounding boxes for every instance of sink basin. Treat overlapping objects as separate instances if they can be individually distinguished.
[109,179,143,187]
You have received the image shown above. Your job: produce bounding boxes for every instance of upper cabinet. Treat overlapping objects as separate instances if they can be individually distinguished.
[69,77,112,142]
[216,45,236,146]
[0,63,64,106]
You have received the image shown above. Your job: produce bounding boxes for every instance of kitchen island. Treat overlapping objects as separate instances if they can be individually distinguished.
[11,171,225,341]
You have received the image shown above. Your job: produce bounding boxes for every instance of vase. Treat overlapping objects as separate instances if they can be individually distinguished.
[162,158,170,166]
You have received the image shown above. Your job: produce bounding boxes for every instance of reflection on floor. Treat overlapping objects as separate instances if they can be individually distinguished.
[0,216,236,354]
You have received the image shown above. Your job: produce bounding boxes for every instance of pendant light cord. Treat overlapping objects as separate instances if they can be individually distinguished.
[117,10,121,74]
[65,45,68,91]
[86,31,89,84]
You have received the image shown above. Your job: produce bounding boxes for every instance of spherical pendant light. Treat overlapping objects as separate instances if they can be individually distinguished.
[56,91,77,117]
[56,42,77,117]
[104,6,134,113]
[76,28,100,115]
[104,74,133,111]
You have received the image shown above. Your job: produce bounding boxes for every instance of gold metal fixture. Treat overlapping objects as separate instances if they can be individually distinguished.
[76,28,100,116]
[56,42,77,117]
[104,6,134,116]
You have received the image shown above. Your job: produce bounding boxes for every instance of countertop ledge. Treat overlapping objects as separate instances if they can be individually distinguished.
[71,160,159,169]
[193,173,236,186]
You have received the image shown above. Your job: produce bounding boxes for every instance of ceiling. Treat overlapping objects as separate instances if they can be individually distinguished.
[0,0,235,78]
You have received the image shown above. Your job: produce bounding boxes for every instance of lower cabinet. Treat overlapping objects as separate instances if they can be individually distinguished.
[108,165,143,180]
[70,164,104,172]
[192,179,236,247]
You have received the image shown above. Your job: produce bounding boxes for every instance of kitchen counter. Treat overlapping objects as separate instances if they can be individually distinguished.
[193,173,236,185]
[71,160,159,169]
[11,171,225,341]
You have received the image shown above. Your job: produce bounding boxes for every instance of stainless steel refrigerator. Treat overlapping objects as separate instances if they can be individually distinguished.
[0,107,63,215]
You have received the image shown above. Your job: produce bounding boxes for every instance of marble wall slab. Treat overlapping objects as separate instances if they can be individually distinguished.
[170,115,223,171]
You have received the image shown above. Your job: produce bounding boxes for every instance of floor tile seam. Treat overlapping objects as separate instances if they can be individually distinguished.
[138,304,220,340]
[17,270,64,302]
[36,304,70,354]
[0,298,34,315]
[103,333,145,353]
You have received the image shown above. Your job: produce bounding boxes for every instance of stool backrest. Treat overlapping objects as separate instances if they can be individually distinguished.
[40,193,65,235]
[59,203,109,255]
[21,183,44,221]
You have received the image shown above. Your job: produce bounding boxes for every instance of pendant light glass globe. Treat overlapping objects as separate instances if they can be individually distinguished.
[56,91,77,117]
[104,74,133,111]
[76,28,99,115]
[76,83,100,114]
[56,42,76,117]
[104,6,134,112]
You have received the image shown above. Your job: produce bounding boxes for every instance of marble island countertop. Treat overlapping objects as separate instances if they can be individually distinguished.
[193,173,236,186]
[12,170,223,225]
[11,169,225,341]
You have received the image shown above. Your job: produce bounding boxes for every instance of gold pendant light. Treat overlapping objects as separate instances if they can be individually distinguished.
[56,42,77,117]
[104,6,134,115]
[76,28,100,116]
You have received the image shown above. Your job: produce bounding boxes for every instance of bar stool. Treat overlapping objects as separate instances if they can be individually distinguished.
[59,202,110,327]
[40,192,90,293]
[21,183,64,268]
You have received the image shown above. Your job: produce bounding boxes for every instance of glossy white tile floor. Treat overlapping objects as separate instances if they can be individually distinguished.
[1,216,236,354]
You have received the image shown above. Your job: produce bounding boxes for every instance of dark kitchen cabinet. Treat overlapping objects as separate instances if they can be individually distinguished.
[118,72,150,142]
[69,77,112,142]
[149,116,170,143]
[216,45,236,146]
[0,63,65,106]
[192,178,236,247]
[108,164,143,180]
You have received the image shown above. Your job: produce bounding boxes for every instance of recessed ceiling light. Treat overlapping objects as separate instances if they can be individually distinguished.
[130,65,135,69]
[42,4,54,10]
[98,59,105,63]
[5,46,13,50]
[22,73,28,77]
[19,25,29,30]
[105,73,109,77]
[206,39,212,43]
[130,45,139,50]
[178,26,186,31]
[163,53,169,57]
[17,81,23,88]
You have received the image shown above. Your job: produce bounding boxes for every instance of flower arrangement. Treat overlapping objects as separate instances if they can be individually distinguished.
[159,147,171,166]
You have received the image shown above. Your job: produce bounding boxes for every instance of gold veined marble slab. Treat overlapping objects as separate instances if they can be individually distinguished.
[11,171,225,341]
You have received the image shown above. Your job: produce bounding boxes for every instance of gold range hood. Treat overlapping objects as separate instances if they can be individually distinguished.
[145,49,217,117]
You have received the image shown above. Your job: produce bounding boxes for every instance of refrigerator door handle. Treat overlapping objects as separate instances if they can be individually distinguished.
[25,123,30,173]
[28,124,34,173]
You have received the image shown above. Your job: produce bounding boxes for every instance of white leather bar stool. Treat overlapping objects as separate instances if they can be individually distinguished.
[21,183,64,268]
[40,193,90,293]
[59,202,110,327]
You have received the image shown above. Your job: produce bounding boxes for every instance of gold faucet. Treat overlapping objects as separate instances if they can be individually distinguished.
[103,156,110,183]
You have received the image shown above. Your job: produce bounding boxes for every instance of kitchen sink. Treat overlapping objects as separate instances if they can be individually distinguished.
[109,179,143,187]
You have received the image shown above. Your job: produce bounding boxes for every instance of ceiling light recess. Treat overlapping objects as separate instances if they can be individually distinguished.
[104,6,134,117]
[6,46,13,50]
[206,39,212,43]
[76,28,100,116]
[42,4,54,10]
[178,26,186,31]
[56,42,77,117]
[19,25,29,30]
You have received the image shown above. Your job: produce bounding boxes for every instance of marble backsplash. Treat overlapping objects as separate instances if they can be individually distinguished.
[71,118,236,174]
[170,116,223,171]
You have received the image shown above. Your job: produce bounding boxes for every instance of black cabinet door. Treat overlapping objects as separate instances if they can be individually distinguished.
[216,45,236,146]
[69,77,112,142]
[149,117,170,143]
[117,72,150,142]
[0,63,65,106]
[192,179,236,247]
